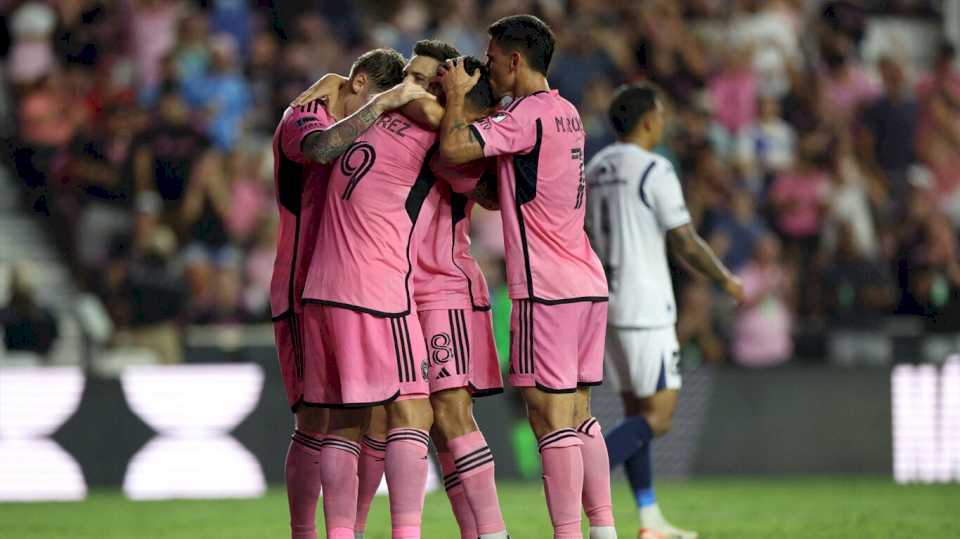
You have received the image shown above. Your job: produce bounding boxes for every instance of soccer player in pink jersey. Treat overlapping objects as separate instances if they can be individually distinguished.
[439,15,616,539]
[299,48,448,539]
[270,48,432,539]
[419,54,510,539]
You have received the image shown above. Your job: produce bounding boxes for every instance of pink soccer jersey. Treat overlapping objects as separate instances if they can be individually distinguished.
[303,112,439,315]
[469,90,607,302]
[413,159,492,311]
[269,100,335,319]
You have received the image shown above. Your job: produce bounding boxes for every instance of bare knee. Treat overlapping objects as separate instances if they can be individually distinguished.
[295,407,328,434]
[572,387,593,426]
[326,408,368,441]
[523,388,575,438]
[643,411,673,437]
[431,389,477,440]
[386,397,433,431]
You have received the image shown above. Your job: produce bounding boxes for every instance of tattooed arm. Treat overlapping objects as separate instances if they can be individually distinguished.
[438,60,485,165]
[301,80,434,165]
[667,224,745,302]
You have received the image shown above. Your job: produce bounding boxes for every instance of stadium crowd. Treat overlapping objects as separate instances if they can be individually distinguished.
[2,0,959,367]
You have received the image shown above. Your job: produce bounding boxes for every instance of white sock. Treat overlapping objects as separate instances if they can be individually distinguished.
[480,532,511,539]
[589,525,618,539]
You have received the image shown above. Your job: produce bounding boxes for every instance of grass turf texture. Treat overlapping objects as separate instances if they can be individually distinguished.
[2,478,958,538]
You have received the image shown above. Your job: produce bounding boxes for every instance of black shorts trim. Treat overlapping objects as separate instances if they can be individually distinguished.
[469,384,505,398]
[299,389,402,409]
[301,298,410,318]
[534,382,578,394]
[272,310,293,322]
[578,380,603,387]
[472,304,492,312]
[290,396,304,414]
[528,295,609,305]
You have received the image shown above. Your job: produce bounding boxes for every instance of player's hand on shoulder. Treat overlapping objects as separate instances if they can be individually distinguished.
[377,79,436,112]
[291,73,347,107]
[439,57,481,97]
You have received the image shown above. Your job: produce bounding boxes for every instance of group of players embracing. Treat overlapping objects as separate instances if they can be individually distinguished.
[270,11,742,539]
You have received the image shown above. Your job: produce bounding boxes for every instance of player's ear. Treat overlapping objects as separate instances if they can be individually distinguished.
[351,72,367,94]
[509,51,521,72]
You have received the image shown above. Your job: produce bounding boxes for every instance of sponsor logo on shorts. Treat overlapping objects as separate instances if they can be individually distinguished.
[421,359,429,381]
[670,349,680,376]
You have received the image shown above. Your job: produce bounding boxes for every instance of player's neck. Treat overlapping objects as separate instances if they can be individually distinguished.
[512,71,550,98]
[623,133,655,151]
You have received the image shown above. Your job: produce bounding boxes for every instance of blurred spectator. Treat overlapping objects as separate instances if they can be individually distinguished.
[1,264,59,356]
[732,234,793,368]
[857,56,917,202]
[821,221,895,323]
[818,31,880,127]
[708,189,766,273]
[822,132,882,259]
[8,1,56,85]
[676,279,726,365]
[58,102,140,270]
[129,0,179,91]
[181,33,251,151]
[915,41,960,223]
[108,195,185,364]
[709,44,757,135]
[131,88,212,217]
[769,135,831,261]
[735,95,796,189]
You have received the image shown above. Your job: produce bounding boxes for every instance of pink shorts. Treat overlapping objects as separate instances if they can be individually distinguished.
[509,299,607,392]
[301,304,430,407]
[419,308,504,397]
[273,312,306,411]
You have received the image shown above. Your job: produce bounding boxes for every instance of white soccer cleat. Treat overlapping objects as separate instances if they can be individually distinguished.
[639,503,699,539]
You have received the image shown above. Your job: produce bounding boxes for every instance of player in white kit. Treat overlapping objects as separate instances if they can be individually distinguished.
[586,84,744,539]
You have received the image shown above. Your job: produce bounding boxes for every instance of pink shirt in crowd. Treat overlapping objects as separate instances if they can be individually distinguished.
[733,263,792,368]
[709,68,757,134]
[770,170,830,238]
[470,89,607,302]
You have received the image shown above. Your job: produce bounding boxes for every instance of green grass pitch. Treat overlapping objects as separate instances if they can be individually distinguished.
[2,478,958,538]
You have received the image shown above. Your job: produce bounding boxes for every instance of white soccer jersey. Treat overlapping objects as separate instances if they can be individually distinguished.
[585,142,690,328]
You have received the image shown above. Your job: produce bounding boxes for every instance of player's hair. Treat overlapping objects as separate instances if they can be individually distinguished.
[413,39,461,62]
[608,83,660,138]
[463,56,496,112]
[488,14,556,75]
[349,48,406,92]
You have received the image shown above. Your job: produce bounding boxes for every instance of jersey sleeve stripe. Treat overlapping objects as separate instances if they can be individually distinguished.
[638,161,657,209]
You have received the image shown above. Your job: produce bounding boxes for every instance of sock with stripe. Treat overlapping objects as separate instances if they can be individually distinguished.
[320,436,361,539]
[577,418,616,538]
[355,436,386,537]
[286,430,325,539]
[385,428,431,539]
[438,451,479,539]
[448,430,508,537]
[538,428,585,539]
[604,415,654,468]
[625,435,656,512]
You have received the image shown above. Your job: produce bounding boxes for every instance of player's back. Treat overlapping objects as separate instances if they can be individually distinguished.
[414,159,491,311]
[269,100,335,320]
[480,90,606,302]
[304,112,438,316]
[585,142,689,328]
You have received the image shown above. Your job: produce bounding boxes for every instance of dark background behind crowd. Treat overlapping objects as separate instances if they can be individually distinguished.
[1,0,959,368]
